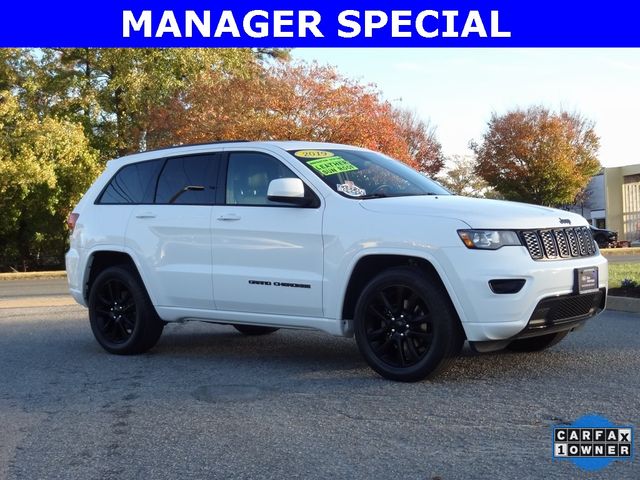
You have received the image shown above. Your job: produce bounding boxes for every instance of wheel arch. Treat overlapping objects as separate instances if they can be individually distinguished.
[340,253,468,337]
[83,247,151,304]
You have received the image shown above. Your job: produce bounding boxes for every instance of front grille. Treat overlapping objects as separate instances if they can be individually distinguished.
[525,289,606,331]
[520,227,596,260]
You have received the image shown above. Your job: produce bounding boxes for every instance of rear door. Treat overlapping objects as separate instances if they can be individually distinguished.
[211,151,324,317]
[126,153,221,309]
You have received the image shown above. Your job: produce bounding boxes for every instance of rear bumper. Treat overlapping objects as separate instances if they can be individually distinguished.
[469,288,606,352]
[65,248,87,307]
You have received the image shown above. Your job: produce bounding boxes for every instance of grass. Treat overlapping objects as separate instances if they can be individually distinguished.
[608,263,640,289]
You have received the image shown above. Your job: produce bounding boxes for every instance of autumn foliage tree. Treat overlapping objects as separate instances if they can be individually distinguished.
[147,63,443,175]
[436,155,492,197]
[471,106,601,206]
[0,52,442,270]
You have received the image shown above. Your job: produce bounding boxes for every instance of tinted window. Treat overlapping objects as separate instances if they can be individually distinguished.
[226,152,299,206]
[99,159,162,204]
[155,155,219,205]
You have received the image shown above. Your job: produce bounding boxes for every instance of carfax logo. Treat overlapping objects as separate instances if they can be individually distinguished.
[552,415,634,471]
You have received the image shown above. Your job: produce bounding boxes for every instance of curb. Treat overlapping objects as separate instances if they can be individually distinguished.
[607,295,640,314]
[601,247,640,256]
[0,271,67,281]
[0,296,77,309]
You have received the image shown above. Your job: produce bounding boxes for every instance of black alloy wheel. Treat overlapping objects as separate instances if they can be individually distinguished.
[362,284,433,368]
[354,267,464,382]
[93,278,137,344]
[89,266,164,355]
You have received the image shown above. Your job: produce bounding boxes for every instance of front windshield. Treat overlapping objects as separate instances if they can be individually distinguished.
[289,149,450,199]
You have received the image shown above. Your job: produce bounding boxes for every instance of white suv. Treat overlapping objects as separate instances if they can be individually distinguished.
[66,141,607,381]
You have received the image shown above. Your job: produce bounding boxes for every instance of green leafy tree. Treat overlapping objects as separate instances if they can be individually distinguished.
[471,106,601,206]
[27,48,280,159]
[0,48,286,269]
[0,90,99,270]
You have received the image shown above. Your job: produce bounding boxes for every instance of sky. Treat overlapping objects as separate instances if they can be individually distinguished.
[293,48,640,168]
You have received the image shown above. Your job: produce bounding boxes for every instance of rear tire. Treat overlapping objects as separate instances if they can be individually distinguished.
[354,267,464,382]
[88,266,164,355]
[233,325,279,336]
[506,331,569,352]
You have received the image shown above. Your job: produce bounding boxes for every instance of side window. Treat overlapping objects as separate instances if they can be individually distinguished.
[226,152,300,206]
[99,159,162,204]
[155,154,219,205]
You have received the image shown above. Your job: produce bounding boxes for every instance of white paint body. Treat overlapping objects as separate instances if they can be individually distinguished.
[66,141,608,341]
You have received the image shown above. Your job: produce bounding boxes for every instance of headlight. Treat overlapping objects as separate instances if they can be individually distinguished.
[458,230,521,250]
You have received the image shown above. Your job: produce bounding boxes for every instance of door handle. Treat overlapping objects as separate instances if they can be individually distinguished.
[135,212,156,219]
[217,213,241,221]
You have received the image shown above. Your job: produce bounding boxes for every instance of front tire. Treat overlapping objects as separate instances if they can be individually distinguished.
[88,266,164,355]
[506,331,569,352]
[354,267,464,382]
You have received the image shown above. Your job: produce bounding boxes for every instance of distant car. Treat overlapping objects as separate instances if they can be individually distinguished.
[590,225,617,248]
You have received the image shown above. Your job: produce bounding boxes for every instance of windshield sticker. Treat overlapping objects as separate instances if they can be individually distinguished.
[307,156,359,176]
[337,181,366,197]
[294,150,334,159]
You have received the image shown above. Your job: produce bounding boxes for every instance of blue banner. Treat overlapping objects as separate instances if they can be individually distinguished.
[2,1,639,47]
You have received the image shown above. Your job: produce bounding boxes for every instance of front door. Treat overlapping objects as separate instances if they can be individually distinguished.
[212,151,324,317]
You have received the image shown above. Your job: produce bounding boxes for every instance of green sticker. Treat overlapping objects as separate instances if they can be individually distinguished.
[307,156,358,176]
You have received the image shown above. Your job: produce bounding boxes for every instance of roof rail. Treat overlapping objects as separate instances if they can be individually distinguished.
[131,140,251,156]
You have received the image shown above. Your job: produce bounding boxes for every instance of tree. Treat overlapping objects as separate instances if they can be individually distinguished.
[147,62,443,173]
[436,155,491,197]
[0,49,25,90]
[471,106,601,206]
[392,108,443,175]
[23,48,278,159]
[0,89,99,270]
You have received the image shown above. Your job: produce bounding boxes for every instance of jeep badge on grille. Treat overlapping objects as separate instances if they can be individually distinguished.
[559,218,572,225]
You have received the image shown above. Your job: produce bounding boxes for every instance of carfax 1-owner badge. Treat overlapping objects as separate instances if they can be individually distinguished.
[552,415,634,471]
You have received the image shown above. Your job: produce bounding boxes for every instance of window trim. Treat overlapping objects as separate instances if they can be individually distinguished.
[221,151,321,209]
[95,153,224,206]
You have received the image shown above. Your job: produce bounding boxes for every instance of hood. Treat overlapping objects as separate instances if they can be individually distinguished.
[359,195,587,230]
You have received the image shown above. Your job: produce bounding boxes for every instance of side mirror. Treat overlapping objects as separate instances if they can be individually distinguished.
[267,178,308,205]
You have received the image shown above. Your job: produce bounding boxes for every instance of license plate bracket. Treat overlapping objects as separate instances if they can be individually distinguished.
[575,267,599,294]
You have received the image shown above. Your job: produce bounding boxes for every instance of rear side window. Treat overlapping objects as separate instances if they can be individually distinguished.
[155,154,220,205]
[98,159,163,204]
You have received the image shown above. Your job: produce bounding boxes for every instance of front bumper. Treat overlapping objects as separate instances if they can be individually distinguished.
[469,288,606,352]
[438,245,608,342]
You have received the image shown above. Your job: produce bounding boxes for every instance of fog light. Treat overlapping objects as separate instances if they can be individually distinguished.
[489,279,526,294]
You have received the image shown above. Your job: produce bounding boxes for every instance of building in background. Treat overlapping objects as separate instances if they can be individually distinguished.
[567,172,605,227]
[605,164,640,242]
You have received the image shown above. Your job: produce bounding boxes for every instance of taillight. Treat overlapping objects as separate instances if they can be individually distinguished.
[67,213,79,232]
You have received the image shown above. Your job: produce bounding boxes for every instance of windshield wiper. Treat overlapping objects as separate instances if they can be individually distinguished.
[358,193,390,199]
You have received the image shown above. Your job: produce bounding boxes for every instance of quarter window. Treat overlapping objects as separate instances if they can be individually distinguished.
[98,159,163,204]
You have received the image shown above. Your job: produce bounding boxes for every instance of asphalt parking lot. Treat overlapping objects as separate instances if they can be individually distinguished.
[0,279,638,479]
